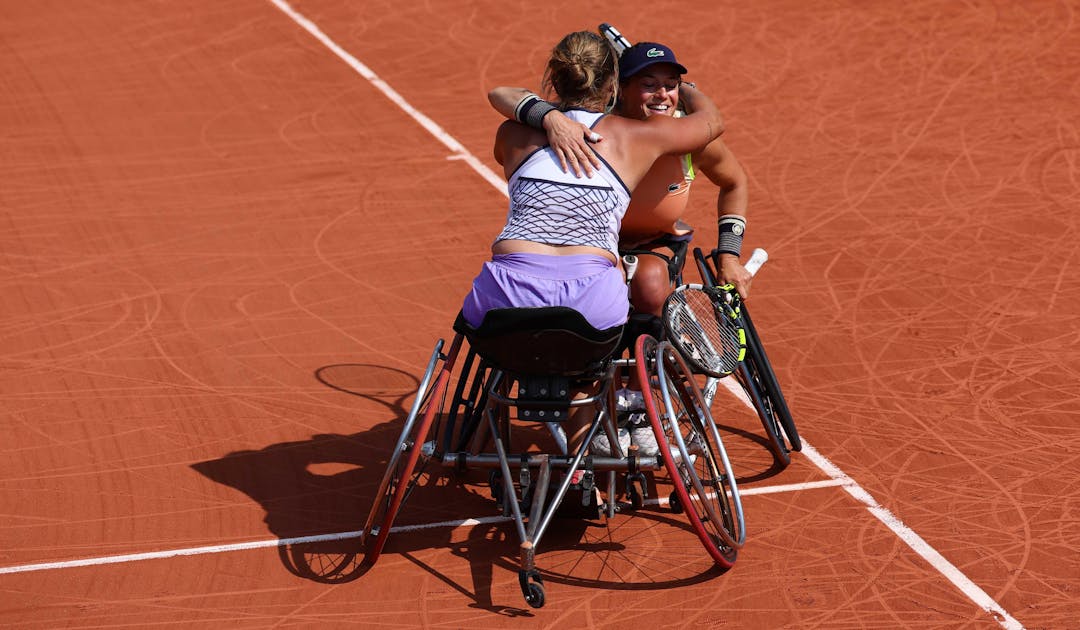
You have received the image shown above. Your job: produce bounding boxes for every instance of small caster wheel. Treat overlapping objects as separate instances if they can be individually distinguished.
[669,492,683,514]
[626,472,648,510]
[525,582,545,608]
[519,570,545,608]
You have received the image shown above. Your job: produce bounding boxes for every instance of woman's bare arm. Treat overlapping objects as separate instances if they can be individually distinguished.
[487,86,602,177]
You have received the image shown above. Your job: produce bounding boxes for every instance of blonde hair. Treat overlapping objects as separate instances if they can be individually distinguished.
[541,31,618,111]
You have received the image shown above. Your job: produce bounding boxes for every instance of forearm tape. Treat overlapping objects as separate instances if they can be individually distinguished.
[514,94,557,130]
[717,214,746,256]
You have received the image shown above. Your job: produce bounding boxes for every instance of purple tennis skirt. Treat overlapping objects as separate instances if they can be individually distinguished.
[461,253,629,330]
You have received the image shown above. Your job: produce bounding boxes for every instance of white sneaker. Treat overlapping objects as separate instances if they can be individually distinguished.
[589,427,631,457]
[615,387,646,413]
[626,413,660,456]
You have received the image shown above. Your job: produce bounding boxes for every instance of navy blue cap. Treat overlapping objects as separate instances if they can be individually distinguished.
[619,42,689,80]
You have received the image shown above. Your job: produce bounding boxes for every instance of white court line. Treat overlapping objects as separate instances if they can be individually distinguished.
[0,481,832,576]
[716,379,1024,630]
[738,478,846,495]
[265,0,507,196]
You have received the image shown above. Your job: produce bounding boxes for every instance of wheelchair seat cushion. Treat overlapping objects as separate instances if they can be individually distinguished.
[454,307,623,377]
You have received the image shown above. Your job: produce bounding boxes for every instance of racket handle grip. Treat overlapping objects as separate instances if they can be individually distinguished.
[599,23,631,54]
[744,248,768,277]
[622,254,638,283]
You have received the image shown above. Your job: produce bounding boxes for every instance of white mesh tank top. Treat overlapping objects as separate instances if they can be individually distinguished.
[495,110,631,259]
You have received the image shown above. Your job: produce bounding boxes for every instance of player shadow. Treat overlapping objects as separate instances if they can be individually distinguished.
[191,363,488,586]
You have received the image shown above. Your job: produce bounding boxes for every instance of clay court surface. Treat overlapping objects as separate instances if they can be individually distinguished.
[2,1,1079,627]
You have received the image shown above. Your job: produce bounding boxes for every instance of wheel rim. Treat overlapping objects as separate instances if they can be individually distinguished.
[634,334,739,567]
[656,343,743,552]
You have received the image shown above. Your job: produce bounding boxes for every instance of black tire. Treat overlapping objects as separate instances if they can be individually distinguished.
[741,307,801,452]
[735,360,791,467]
[691,246,801,457]
[525,582,545,608]
[519,570,546,608]
[445,346,493,454]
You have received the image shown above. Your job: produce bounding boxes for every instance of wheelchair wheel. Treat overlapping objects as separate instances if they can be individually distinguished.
[742,307,801,452]
[734,311,799,466]
[734,361,790,467]
[361,335,461,566]
[635,335,742,568]
[691,246,801,459]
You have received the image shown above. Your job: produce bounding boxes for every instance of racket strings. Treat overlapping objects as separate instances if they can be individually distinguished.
[664,288,743,376]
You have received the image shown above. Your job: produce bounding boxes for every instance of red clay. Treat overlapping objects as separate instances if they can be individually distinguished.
[2,1,1078,628]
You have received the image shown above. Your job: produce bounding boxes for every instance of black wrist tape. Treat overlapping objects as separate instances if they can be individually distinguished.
[717,214,746,257]
[515,94,557,130]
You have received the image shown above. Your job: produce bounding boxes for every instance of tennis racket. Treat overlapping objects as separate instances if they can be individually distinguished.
[662,247,767,376]
[662,284,745,378]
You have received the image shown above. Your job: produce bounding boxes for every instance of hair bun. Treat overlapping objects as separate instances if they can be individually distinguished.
[544,31,618,110]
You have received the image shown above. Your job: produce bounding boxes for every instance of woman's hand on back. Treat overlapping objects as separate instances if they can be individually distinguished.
[543,111,603,178]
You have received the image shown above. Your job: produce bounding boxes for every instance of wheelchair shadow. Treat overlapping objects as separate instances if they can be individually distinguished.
[190,363,544,614]
[192,362,730,612]
[190,363,472,585]
[713,420,792,484]
[400,456,733,609]
[397,502,727,614]
[517,509,731,591]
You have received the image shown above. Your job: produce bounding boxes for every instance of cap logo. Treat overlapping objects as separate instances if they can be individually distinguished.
[646,48,665,58]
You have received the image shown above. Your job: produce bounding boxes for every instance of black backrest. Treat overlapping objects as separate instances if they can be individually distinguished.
[454,308,622,378]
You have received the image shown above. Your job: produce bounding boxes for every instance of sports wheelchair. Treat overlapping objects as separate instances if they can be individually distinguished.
[358,306,745,608]
[693,247,802,467]
[625,244,803,469]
